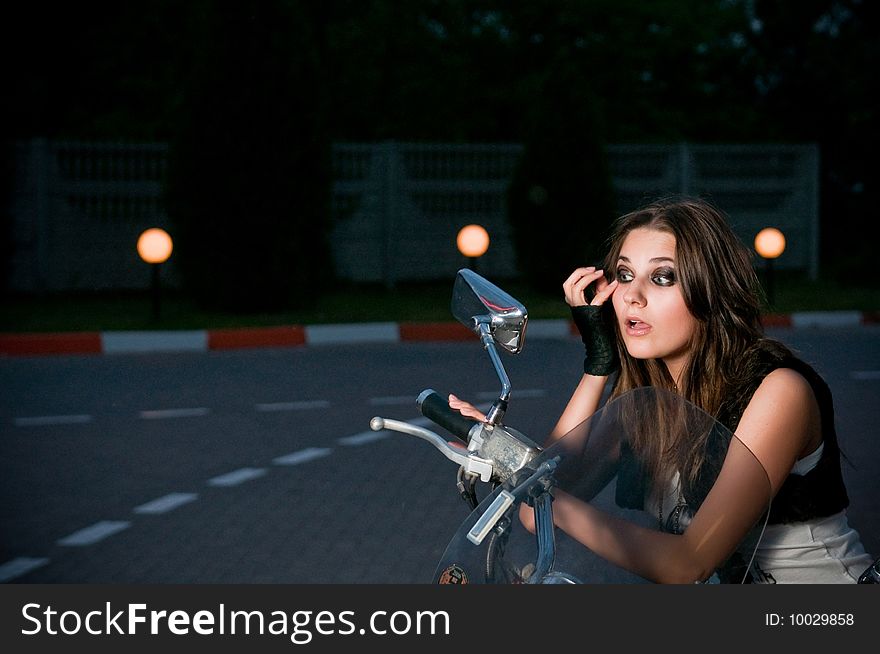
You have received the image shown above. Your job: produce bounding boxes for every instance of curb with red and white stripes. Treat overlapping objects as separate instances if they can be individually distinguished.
[1,312,878,357]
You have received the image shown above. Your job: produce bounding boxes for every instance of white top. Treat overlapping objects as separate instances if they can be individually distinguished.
[791,442,823,475]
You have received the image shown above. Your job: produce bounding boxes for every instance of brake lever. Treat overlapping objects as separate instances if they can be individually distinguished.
[370,417,494,482]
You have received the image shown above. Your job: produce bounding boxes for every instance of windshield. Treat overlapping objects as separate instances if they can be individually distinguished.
[433,387,772,584]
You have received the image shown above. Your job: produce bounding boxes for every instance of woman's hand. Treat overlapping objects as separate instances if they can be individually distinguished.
[564,267,620,377]
[447,394,484,450]
[448,394,487,422]
[563,266,619,307]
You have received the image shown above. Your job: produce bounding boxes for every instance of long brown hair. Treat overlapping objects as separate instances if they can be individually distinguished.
[602,197,769,487]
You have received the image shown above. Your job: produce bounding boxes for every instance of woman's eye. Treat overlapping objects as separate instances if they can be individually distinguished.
[652,269,676,286]
[616,268,633,283]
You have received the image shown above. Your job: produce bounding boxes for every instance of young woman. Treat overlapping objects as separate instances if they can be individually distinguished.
[449,197,873,583]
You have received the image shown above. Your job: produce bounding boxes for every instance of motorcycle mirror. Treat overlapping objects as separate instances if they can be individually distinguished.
[451,269,528,355]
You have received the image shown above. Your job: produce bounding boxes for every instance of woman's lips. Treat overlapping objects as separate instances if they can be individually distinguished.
[624,318,652,337]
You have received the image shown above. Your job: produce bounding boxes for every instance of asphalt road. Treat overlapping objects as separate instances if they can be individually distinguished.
[1,327,878,583]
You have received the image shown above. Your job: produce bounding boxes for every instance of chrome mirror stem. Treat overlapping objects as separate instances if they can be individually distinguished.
[478,321,511,426]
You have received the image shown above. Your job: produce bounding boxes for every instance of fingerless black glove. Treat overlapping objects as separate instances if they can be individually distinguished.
[570,304,619,376]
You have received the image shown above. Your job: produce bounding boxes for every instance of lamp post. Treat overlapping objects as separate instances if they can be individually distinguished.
[754,227,786,308]
[137,228,173,321]
[456,224,490,273]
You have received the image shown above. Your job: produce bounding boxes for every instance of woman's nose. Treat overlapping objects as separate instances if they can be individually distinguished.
[623,280,646,306]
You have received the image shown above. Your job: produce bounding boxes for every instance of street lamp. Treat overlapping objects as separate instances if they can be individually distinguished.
[456,224,490,272]
[137,228,173,321]
[754,227,786,308]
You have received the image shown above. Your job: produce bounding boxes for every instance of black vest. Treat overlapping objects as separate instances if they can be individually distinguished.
[717,347,850,524]
[615,345,850,524]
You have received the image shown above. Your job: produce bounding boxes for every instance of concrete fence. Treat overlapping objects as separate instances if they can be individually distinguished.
[7,140,818,292]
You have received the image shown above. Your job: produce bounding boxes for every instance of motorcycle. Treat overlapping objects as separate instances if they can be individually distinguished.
[369,269,873,584]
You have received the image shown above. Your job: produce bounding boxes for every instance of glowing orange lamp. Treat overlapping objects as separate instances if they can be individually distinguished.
[754,227,786,259]
[137,228,173,264]
[754,227,786,307]
[137,228,173,320]
[456,224,490,271]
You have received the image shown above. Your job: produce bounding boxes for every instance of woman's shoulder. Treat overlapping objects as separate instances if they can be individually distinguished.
[751,367,814,406]
[717,338,823,433]
[750,337,795,365]
[749,338,830,397]
[741,338,823,384]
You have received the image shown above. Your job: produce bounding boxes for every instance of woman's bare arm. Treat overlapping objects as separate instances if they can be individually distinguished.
[524,369,817,583]
[546,373,610,444]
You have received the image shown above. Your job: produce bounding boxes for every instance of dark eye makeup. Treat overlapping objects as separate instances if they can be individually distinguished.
[615,266,676,286]
[651,267,676,286]
[615,267,634,283]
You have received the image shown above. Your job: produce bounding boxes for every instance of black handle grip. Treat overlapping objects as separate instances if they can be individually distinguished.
[417,389,481,443]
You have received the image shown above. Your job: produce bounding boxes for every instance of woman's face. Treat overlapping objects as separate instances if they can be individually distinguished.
[610,227,698,380]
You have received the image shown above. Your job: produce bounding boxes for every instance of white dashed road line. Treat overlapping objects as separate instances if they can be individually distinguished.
[0,557,50,582]
[140,408,210,420]
[338,431,390,446]
[851,370,880,380]
[57,521,131,546]
[207,468,267,487]
[256,400,331,411]
[14,414,93,427]
[133,493,199,515]
[273,447,333,466]
[4,398,505,579]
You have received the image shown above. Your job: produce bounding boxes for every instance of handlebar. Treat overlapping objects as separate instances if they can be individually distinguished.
[369,416,494,482]
[417,389,482,443]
